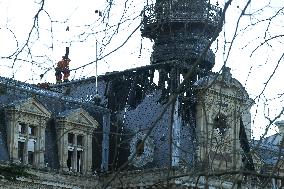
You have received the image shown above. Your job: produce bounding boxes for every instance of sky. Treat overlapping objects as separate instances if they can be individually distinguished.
[0,0,148,80]
[0,0,284,139]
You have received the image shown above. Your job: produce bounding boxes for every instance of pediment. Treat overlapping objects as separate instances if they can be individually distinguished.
[8,97,51,118]
[58,108,98,128]
[195,68,244,91]
[194,67,252,104]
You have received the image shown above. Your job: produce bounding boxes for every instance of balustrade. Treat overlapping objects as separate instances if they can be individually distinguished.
[142,2,222,27]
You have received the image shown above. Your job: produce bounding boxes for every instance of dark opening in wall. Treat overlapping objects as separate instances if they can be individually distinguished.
[28,151,34,165]
[18,123,26,134]
[77,135,83,146]
[67,150,73,170]
[68,133,74,145]
[28,125,36,136]
[77,151,82,173]
[136,140,144,157]
[213,114,227,135]
[18,142,24,163]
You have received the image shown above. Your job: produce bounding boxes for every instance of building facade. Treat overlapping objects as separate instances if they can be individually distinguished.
[0,0,281,188]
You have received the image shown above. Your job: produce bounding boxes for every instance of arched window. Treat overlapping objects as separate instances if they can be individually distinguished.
[213,114,227,135]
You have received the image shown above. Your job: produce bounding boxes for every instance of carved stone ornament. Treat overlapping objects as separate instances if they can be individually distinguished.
[128,132,154,168]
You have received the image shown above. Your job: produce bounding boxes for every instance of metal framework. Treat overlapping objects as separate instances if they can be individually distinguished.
[141,0,222,70]
[142,1,221,30]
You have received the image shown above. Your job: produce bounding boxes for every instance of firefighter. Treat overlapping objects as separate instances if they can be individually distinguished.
[55,56,71,83]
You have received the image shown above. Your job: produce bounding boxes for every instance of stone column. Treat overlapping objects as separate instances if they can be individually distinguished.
[85,134,93,174]
[38,119,46,167]
[82,134,87,174]
[57,123,68,171]
[23,124,28,164]
[6,112,18,162]
[73,133,78,172]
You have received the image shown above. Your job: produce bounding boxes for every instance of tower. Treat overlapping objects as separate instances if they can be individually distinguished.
[141,0,222,72]
[194,68,254,171]
[139,0,223,168]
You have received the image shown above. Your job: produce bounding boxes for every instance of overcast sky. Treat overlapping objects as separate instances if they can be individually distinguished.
[0,0,284,139]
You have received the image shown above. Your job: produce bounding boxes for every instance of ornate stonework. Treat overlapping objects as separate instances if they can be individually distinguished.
[195,68,254,170]
[5,97,51,167]
[56,108,98,175]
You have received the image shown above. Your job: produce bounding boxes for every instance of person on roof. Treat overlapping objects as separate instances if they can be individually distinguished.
[55,56,71,83]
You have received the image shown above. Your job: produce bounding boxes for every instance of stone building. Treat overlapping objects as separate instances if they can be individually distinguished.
[0,0,281,188]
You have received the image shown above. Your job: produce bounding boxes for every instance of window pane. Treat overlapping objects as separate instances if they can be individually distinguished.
[18,142,25,163]
[18,123,26,134]
[28,125,36,136]
[28,139,35,152]
[68,133,74,144]
[67,150,73,171]
[77,135,83,146]
[77,151,82,173]
[28,151,34,165]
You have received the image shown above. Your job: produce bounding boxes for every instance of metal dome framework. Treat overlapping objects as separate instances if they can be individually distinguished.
[141,0,222,69]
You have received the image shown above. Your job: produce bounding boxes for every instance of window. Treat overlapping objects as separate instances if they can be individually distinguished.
[28,151,34,165]
[18,141,24,163]
[18,123,26,134]
[28,125,36,136]
[68,133,74,145]
[56,108,98,174]
[77,150,83,173]
[17,122,37,165]
[67,133,84,173]
[77,135,83,146]
[67,150,73,171]
[28,139,35,164]
[6,97,51,168]
[213,114,227,135]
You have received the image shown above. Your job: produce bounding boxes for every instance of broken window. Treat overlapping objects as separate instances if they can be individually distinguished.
[28,151,34,165]
[67,133,85,173]
[6,98,50,168]
[213,114,227,135]
[27,139,35,165]
[18,123,26,134]
[55,108,96,174]
[17,122,38,165]
[68,133,74,145]
[77,135,83,146]
[28,125,36,136]
[67,150,73,171]
[77,150,83,173]
[18,141,24,163]
[28,139,35,152]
